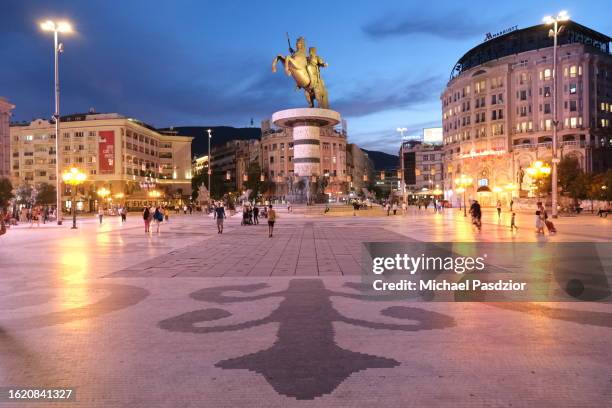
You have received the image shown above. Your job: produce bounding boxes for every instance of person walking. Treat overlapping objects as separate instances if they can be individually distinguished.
[143,206,151,233]
[120,206,127,223]
[509,199,514,212]
[267,204,277,238]
[510,211,518,231]
[496,200,502,221]
[215,203,226,234]
[253,205,259,225]
[535,210,544,234]
[98,206,104,224]
[154,206,164,233]
[392,203,398,215]
[470,200,482,232]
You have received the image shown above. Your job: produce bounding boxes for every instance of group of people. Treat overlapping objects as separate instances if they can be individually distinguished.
[11,206,56,227]
[142,205,167,233]
[98,206,128,224]
[212,201,277,237]
[535,202,557,234]
[241,203,260,226]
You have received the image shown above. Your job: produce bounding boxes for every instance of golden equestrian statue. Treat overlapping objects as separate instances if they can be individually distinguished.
[272,35,330,109]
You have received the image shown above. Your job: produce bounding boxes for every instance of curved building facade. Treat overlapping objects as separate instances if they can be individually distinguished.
[442,21,612,206]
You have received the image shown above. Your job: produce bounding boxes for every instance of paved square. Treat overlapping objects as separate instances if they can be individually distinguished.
[1,208,611,407]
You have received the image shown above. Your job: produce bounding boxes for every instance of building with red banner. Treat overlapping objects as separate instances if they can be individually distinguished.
[9,111,193,211]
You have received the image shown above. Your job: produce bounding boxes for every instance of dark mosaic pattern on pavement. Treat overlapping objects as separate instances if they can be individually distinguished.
[159,279,455,400]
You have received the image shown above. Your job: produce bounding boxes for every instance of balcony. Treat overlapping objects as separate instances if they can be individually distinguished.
[513,143,535,150]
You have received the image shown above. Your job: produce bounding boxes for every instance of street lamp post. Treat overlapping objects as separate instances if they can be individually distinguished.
[41,20,72,225]
[397,128,407,204]
[543,10,570,218]
[97,187,110,210]
[526,160,551,198]
[454,174,473,217]
[207,129,212,201]
[62,167,86,229]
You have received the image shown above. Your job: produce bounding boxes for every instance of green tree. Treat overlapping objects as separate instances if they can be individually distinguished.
[191,170,207,201]
[0,178,13,208]
[242,162,266,199]
[14,183,34,207]
[558,156,582,195]
[35,182,56,205]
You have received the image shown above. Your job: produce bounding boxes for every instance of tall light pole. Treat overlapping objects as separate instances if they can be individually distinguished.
[455,174,473,217]
[397,128,407,203]
[62,167,86,229]
[41,20,73,225]
[543,10,569,218]
[207,129,212,201]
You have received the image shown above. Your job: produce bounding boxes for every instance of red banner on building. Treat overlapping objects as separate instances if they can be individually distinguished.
[98,130,115,174]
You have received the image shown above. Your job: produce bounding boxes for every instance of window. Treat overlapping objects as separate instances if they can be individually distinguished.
[564,117,582,128]
[519,72,528,84]
[543,87,551,97]
[491,94,497,105]
[569,100,577,112]
[475,80,486,94]
[540,68,552,80]
[569,83,577,94]
[269,156,274,163]
[544,103,551,114]
[75,131,84,138]
[520,90,527,101]
[569,65,578,78]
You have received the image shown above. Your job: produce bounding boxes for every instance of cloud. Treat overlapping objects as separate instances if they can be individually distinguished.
[350,119,442,154]
[362,12,490,40]
[334,75,444,118]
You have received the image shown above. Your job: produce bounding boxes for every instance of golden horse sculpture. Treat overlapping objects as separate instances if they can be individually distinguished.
[272,36,330,109]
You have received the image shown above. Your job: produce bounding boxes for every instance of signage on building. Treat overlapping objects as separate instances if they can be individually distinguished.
[98,130,115,174]
[459,148,506,159]
[484,25,518,42]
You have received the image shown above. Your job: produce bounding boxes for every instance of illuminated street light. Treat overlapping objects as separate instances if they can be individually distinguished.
[62,167,86,229]
[454,174,473,217]
[97,187,110,199]
[542,10,570,218]
[526,161,551,198]
[207,129,212,200]
[40,19,74,225]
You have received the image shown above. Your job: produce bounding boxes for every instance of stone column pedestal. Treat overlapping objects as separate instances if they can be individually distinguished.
[272,108,341,178]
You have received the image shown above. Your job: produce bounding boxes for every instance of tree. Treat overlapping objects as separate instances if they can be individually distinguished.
[35,182,56,205]
[558,156,582,195]
[14,183,35,207]
[242,162,267,200]
[0,178,13,209]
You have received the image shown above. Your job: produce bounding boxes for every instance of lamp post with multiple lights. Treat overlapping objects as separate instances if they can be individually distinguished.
[41,20,72,225]
[62,167,86,229]
[397,127,408,204]
[207,129,212,201]
[455,174,473,217]
[526,160,551,198]
[543,10,570,218]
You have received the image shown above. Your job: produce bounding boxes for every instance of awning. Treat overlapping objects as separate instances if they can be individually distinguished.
[477,186,492,193]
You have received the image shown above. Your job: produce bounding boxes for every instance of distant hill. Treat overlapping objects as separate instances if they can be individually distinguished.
[160,127,398,170]
[158,126,261,157]
[362,149,399,171]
